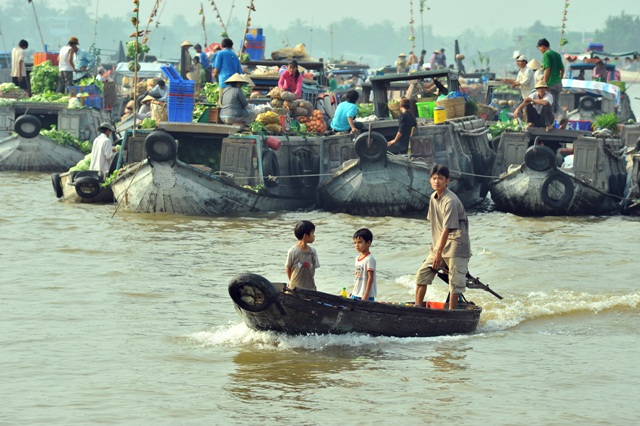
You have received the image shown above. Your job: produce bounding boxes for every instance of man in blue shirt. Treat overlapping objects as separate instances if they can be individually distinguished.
[73,48,96,82]
[194,43,212,83]
[212,38,243,88]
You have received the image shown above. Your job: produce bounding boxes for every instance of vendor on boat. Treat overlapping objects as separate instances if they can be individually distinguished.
[89,122,118,175]
[513,81,554,131]
[147,79,168,102]
[219,73,257,125]
[512,55,535,99]
[330,89,363,134]
[387,98,416,155]
[137,95,154,120]
[277,60,303,98]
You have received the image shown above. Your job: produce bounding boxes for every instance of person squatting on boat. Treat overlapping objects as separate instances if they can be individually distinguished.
[513,81,554,131]
[330,89,363,134]
[285,220,320,291]
[219,73,257,125]
[415,164,471,310]
[387,98,417,155]
[89,123,118,175]
[350,228,377,302]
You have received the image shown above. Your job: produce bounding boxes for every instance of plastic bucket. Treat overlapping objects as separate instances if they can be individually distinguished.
[433,106,446,124]
[265,136,281,151]
[416,101,435,119]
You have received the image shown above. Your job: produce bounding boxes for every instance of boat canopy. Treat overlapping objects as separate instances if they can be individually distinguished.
[561,78,620,106]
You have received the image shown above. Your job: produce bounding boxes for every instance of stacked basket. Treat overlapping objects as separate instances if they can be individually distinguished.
[435,97,466,119]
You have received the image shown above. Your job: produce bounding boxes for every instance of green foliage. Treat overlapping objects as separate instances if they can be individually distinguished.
[139,118,157,129]
[594,12,640,52]
[78,77,104,93]
[21,91,69,103]
[30,60,59,94]
[41,126,91,153]
[593,113,620,134]
[202,83,220,106]
[357,103,375,117]
[489,119,522,139]
[126,41,150,59]
[102,170,119,187]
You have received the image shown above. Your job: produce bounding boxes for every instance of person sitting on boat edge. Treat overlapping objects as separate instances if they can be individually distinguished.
[219,73,257,125]
[350,228,377,302]
[415,164,471,310]
[513,81,554,131]
[137,95,154,120]
[330,89,363,134]
[286,220,320,291]
[89,122,118,175]
[387,98,416,155]
[278,60,303,99]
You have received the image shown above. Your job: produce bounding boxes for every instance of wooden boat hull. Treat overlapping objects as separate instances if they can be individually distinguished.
[318,116,495,216]
[622,153,640,215]
[55,171,114,204]
[0,134,84,172]
[490,131,627,216]
[229,273,482,338]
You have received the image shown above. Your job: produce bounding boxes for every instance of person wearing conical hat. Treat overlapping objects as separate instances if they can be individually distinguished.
[219,73,256,125]
[137,95,155,120]
[396,53,408,74]
[526,58,545,87]
[89,122,118,174]
[180,40,193,79]
[513,81,554,131]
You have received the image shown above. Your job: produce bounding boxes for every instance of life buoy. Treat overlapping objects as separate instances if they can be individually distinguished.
[579,96,597,112]
[228,273,279,313]
[354,131,387,163]
[262,148,280,187]
[290,149,320,188]
[51,173,63,198]
[524,145,556,172]
[15,114,42,139]
[541,172,574,209]
[74,176,102,199]
[145,131,177,163]
[459,154,475,190]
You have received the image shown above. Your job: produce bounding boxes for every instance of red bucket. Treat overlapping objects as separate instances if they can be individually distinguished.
[265,136,281,151]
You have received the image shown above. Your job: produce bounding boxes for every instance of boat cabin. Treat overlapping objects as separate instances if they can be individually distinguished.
[566,62,616,82]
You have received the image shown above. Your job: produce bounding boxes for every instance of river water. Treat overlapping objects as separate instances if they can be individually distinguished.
[2,169,640,426]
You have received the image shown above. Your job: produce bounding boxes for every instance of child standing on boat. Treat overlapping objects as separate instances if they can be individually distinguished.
[415,164,471,310]
[350,228,377,302]
[285,220,320,291]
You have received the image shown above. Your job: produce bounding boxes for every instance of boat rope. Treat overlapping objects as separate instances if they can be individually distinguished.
[111,161,144,218]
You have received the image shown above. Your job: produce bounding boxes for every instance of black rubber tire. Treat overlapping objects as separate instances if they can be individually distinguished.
[14,114,42,139]
[228,273,279,313]
[290,149,320,188]
[525,145,556,172]
[579,96,596,112]
[262,149,280,187]
[459,154,475,190]
[541,172,574,209]
[72,170,100,182]
[354,131,387,163]
[51,173,63,198]
[145,131,177,163]
[74,176,102,199]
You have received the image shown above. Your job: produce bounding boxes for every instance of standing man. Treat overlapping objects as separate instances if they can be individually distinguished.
[536,38,564,119]
[387,98,416,155]
[212,38,243,88]
[415,164,471,310]
[57,37,79,93]
[72,47,96,82]
[193,43,212,83]
[11,39,29,93]
[89,123,118,175]
[512,55,535,99]
[438,48,447,69]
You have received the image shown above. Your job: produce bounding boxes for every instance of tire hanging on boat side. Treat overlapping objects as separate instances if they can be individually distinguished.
[145,131,177,163]
[51,173,63,198]
[540,172,574,209]
[262,148,280,187]
[14,114,42,139]
[524,145,556,172]
[228,273,280,313]
[353,131,387,163]
[74,176,102,199]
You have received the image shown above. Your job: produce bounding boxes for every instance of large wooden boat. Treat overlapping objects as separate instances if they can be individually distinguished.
[110,122,354,216]
[228,273,485,338]
[318,116,496,215]
[489,128,628,216]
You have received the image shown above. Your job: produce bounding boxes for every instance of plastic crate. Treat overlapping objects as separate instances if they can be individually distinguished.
[416,101,435,119]
[33,52,59,66]
[566,120,591,131]
[161,64,183,82]
[168,103,194,122]
[302,82,320,104]
[168,80,195,95]
[85,95,103,109]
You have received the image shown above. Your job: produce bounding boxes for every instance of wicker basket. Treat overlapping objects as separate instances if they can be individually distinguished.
[151,100,168,122]
[435,97,465,119]
[388,101,401,118]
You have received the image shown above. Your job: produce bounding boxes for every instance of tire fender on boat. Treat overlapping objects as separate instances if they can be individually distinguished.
[74,176,102,199]
[145,131,177,163]
[290,149,319,188]
[579,96,597,112]
[353,131,387,163]
[262,148,280,187]
[540,172,574,209]
[228,273,280,313]
[14,114,42,139]
[51,173,63,198]
[524,145,556,172]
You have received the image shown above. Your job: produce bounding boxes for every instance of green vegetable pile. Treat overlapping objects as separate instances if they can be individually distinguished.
[489,119,522,139]
[30,60,59,94]
[102,170,119,187]
[139,118,157,129]
[193,104,208,122]
[202,83,220,106]
[357,103,375,117]
[78,77,104,93]
[126,41,150,59]
[0,82,20,93]
[21,92,69,103]
[592,113,620,134]
[41,126,92,153]
[69,154,92,172]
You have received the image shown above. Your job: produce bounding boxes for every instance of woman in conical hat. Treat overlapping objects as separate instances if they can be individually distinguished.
[220,73,257,125]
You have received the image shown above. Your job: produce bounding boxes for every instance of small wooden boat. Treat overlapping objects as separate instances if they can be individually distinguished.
[318,116,496,215]
[490,128,628,216]
[228,272,501,338]
[51,170,115,204]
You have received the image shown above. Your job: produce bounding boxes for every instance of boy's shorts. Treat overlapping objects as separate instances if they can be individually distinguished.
[415,255,469,294]
[350,295,375,302]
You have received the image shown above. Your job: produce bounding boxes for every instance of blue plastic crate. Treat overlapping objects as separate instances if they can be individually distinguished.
[168,80,195,94]
[167,96,194,107]
[168,107,193,122]
[161,64,183,82]
[84,95,103,109]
